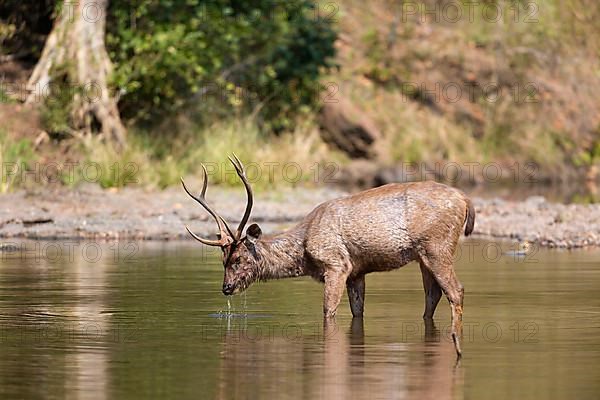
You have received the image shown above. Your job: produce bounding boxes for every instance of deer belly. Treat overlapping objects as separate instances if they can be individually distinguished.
[350,246,417,273]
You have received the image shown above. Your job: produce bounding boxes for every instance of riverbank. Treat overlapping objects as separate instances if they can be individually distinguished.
[0,184,599,249]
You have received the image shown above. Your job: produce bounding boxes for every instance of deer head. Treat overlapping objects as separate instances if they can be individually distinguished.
[181,154,262,295]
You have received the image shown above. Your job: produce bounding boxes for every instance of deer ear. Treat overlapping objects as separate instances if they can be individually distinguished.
[246,223,262,243]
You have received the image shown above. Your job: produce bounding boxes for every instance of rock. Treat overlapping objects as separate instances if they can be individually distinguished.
[318,97,381,159]
[525,196,546,205]
[335,160,379,188]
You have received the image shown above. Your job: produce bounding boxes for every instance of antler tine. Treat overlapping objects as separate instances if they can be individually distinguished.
[200,164,208,198]
[229,153,244,174]
[200,164,235,239]
[181,176,233,247]
[228,153,254,240]
[185,225,224,247]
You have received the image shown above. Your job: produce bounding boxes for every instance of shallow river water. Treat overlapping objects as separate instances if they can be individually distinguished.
[0,239,599,400]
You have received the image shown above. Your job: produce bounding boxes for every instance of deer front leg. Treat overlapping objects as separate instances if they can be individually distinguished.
[346,275,365,318]
[323,267,351,320]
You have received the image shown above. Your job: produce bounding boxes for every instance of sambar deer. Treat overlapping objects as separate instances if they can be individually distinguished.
[182,155,475,357]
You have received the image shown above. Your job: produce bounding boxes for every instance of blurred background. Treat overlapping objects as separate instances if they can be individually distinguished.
[1,0,599,199]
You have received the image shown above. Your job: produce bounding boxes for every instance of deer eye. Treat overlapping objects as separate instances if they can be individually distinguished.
[231,257,241,269]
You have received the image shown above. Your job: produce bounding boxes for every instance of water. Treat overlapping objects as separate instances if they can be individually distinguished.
[0,240,599,399]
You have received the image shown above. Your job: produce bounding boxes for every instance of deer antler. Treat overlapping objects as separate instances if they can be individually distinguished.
[181,164,234,247]
[182,155,255,245]
[228,153,254,240]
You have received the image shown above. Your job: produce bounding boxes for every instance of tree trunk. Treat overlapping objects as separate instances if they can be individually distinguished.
[26,0,127,148]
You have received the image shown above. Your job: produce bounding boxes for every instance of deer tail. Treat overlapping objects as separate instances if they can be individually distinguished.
[464,196,475,236]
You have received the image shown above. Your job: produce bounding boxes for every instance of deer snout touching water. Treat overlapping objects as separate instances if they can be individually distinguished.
[182,155,475,357]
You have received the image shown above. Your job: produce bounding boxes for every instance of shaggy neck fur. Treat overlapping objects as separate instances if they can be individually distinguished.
[254,224,308,281]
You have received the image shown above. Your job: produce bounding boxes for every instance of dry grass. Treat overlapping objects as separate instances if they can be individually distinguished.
[333,0,600,178]
[77,118,347,189]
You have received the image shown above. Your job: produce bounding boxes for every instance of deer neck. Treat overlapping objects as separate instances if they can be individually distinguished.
[255,224,307,281]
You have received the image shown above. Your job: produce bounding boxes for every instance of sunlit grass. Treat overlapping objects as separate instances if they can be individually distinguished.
[76,118,347,190]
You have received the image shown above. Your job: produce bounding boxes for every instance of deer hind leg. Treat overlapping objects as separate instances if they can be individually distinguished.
[420,262,442,319]
[419,255,464,358]
[323,262,352,320]
[346,275,365,318]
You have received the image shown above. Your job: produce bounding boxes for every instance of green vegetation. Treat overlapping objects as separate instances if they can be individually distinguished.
[0,130,36,192]
[107,0,336,131]
[1,0,342,190]
[66,118,343,189]
[0,88,12,104]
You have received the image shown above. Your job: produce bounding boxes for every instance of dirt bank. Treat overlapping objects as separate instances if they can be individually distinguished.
[0,184,599,249]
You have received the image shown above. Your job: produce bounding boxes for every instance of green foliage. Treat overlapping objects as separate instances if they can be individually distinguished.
[39,63,76,138]
[107,0,337,130]
[0,21,16,45]
[0,86,16,104]
[39,62,107,138]
[0,130,36,192]
[573,135,600,167]
[39,92,72,138]
[0,0,54,58]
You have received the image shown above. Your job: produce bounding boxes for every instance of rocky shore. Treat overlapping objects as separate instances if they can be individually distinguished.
[0,184,599,249]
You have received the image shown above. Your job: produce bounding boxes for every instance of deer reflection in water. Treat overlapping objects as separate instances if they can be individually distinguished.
[215,317,464,400]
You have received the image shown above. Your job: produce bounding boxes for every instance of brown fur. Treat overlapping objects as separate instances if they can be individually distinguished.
[210,181,474,357]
